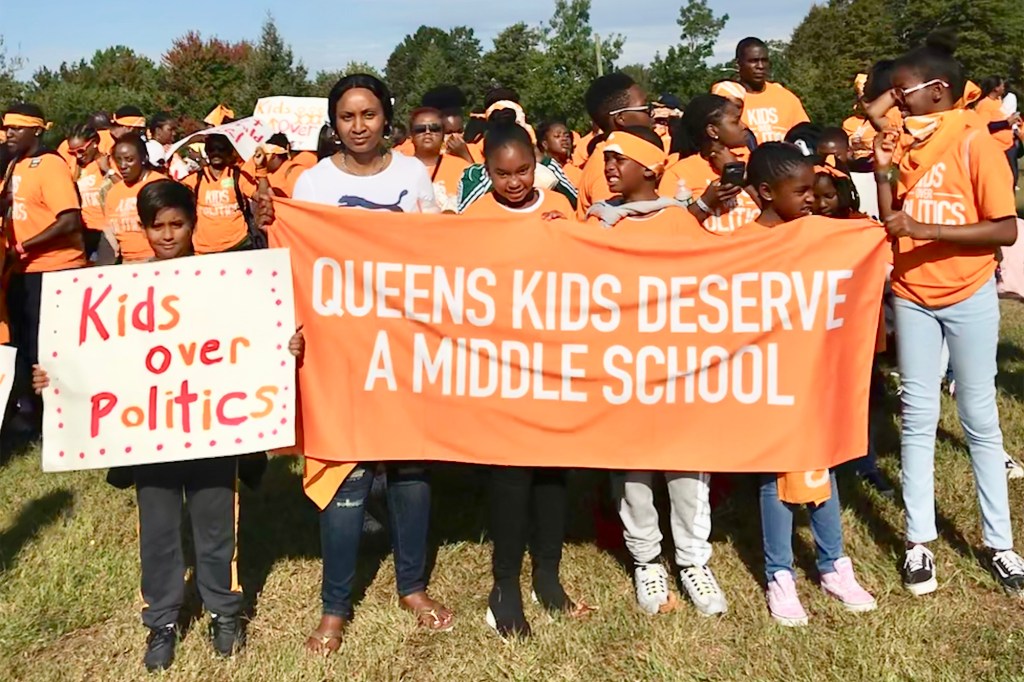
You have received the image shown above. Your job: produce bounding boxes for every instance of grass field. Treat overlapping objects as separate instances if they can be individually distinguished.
[4,280,1024,677]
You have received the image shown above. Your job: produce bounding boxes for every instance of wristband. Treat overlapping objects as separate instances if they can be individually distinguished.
[695,197,711,214]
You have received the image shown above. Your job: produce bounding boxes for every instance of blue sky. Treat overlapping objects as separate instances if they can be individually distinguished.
[5,0,814,79]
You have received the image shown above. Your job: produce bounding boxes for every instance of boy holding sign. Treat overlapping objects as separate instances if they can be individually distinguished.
[33,179,303,672]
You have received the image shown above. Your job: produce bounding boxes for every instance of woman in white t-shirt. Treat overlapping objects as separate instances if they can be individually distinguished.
[264,74,450,656]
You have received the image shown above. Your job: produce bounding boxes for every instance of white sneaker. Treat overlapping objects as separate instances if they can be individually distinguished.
[679,565,728,616]
[1005,453,1024,480]
[634,563,671,615]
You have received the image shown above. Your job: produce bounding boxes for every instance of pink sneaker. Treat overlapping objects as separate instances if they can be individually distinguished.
[821,557,877,612]
[766,570,808,626]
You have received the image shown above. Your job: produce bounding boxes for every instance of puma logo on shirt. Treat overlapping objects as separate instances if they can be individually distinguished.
[337,190,409,212]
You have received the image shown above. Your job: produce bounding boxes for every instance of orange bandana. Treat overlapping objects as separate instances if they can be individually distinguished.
[262,143,288,155]
[815,160,848,179]
[897,108,983,198]
[112,115,146,128]
[711,80,746,105]
[604,131,667,174]
[955,80,982,110]
[3,113,52,129]
[204,104,235,127]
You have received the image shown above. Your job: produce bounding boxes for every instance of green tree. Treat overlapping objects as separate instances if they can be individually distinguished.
[385,26,484,117]
[158,31,252,124]
[237,15,310,111]
[480,23,544,98]
[310,62,382,96]
[0,36,26,108]
[621,63,654,98]
[28,46,161,139]
[649,0,729,102]
[523,0,623,129]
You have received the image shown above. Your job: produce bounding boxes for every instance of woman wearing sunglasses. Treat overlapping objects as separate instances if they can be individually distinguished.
[873,32,1024,598]
[409,107,469,213]
[66,124,114,259]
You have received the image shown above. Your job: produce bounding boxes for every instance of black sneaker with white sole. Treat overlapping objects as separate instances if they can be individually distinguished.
[990,550,1024,596]
[902,545,937,596]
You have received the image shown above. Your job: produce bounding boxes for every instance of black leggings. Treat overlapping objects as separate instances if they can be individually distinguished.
[488,467,568,584]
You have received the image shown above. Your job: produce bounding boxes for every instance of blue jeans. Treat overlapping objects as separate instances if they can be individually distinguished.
[759,472,843,583]
[894,277,1011,549]
[320,463,430,619]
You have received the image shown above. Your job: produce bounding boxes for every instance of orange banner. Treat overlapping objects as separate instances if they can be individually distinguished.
[271,201,888,474]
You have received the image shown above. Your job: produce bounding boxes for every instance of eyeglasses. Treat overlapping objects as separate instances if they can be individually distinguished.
[68,142,96,157]
[897,79,950,98]
[608,103,653,117]
[411,123,443,135]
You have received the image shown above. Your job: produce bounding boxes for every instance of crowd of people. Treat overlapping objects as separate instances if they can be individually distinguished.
[3,29,1024,673]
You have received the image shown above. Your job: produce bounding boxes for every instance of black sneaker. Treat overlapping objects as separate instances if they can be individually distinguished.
[902,545,937,596]
[143,625,177,672]
[990,550,1024,595]
[859,470,895,499]
[209,614,246,657]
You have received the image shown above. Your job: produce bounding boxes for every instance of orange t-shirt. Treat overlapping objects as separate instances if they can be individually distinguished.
[736,82,809,144]
[460,188,575,220]
[395,139,415,157]
[576,140,612,220]
[184,166,257,254]
[424,154,470,212]
[102,171,167,262]
[560,161,583,189]
[893,128,1016,308]
[658,153,760,234]
[465,140,484,165]
[975,97,1015,150]
[75,160,107,231]
[6,153,86,273]
[292,150,318,169]
[585,204,704,236]
[60,131,116,173]
[572,131,596,169]
[843,109,903,160]
[268,160,306,199]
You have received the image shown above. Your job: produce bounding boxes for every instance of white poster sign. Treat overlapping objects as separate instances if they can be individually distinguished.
[167,117,273,162]
[253,96,328,151]
[38,250,296,471]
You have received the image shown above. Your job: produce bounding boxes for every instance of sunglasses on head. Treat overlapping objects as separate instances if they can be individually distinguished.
[608,103,654,117]
[412,123,443,135]
[897,79,950,99]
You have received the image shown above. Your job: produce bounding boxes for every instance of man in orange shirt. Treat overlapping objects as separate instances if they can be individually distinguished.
[183,134,258,253]
[724,37,809,144]
[576,72,654,220]
[2,103,86,435]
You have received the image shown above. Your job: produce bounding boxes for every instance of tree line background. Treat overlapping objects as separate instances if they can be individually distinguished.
[1,0,1022,142]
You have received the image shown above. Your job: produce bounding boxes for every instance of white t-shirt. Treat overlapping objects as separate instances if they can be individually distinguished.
[1002,92,1018,117]
[293,153,438,213]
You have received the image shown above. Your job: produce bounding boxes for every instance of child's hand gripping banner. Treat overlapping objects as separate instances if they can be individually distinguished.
[271,201,889,474]
[39,251,297,471]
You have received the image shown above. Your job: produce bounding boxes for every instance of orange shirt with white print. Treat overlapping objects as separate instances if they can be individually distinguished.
[6,153,86,273]
[894,128,1016,308]
[975,97,1015,150]
[572,131,596,168]
[585,204,704,236]
[102,171,167,262]
[739,82,809,144]
[658,152,760,234]
[461,188,574,220]
[843,108,903,160]
[75,160,107,231]
[184,166,257,254]
[427,154,470,212]
[576,140,612,220]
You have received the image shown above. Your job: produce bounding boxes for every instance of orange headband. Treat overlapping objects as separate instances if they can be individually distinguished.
[955,80,982,110]
[113,115,146,128]
[262,143,288,155]
[3,113,52,129]
[712,81,746,103]
[605,131,667,173]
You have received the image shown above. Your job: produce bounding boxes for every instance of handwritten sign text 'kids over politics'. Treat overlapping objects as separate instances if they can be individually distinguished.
[39,250,297,472]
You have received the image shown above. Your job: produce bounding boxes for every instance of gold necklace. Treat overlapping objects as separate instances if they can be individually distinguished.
[341,149,390,176]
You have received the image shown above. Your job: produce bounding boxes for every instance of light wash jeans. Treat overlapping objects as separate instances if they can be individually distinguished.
[894,277,1012,549]
[758,472,843,583]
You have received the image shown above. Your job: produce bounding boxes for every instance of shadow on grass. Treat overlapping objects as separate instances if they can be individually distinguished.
[0,488,74,579]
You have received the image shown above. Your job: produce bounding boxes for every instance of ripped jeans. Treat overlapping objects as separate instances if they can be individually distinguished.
[320,463,430,619]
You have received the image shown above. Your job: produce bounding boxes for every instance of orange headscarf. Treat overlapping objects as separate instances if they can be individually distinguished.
[604,131,668,174]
